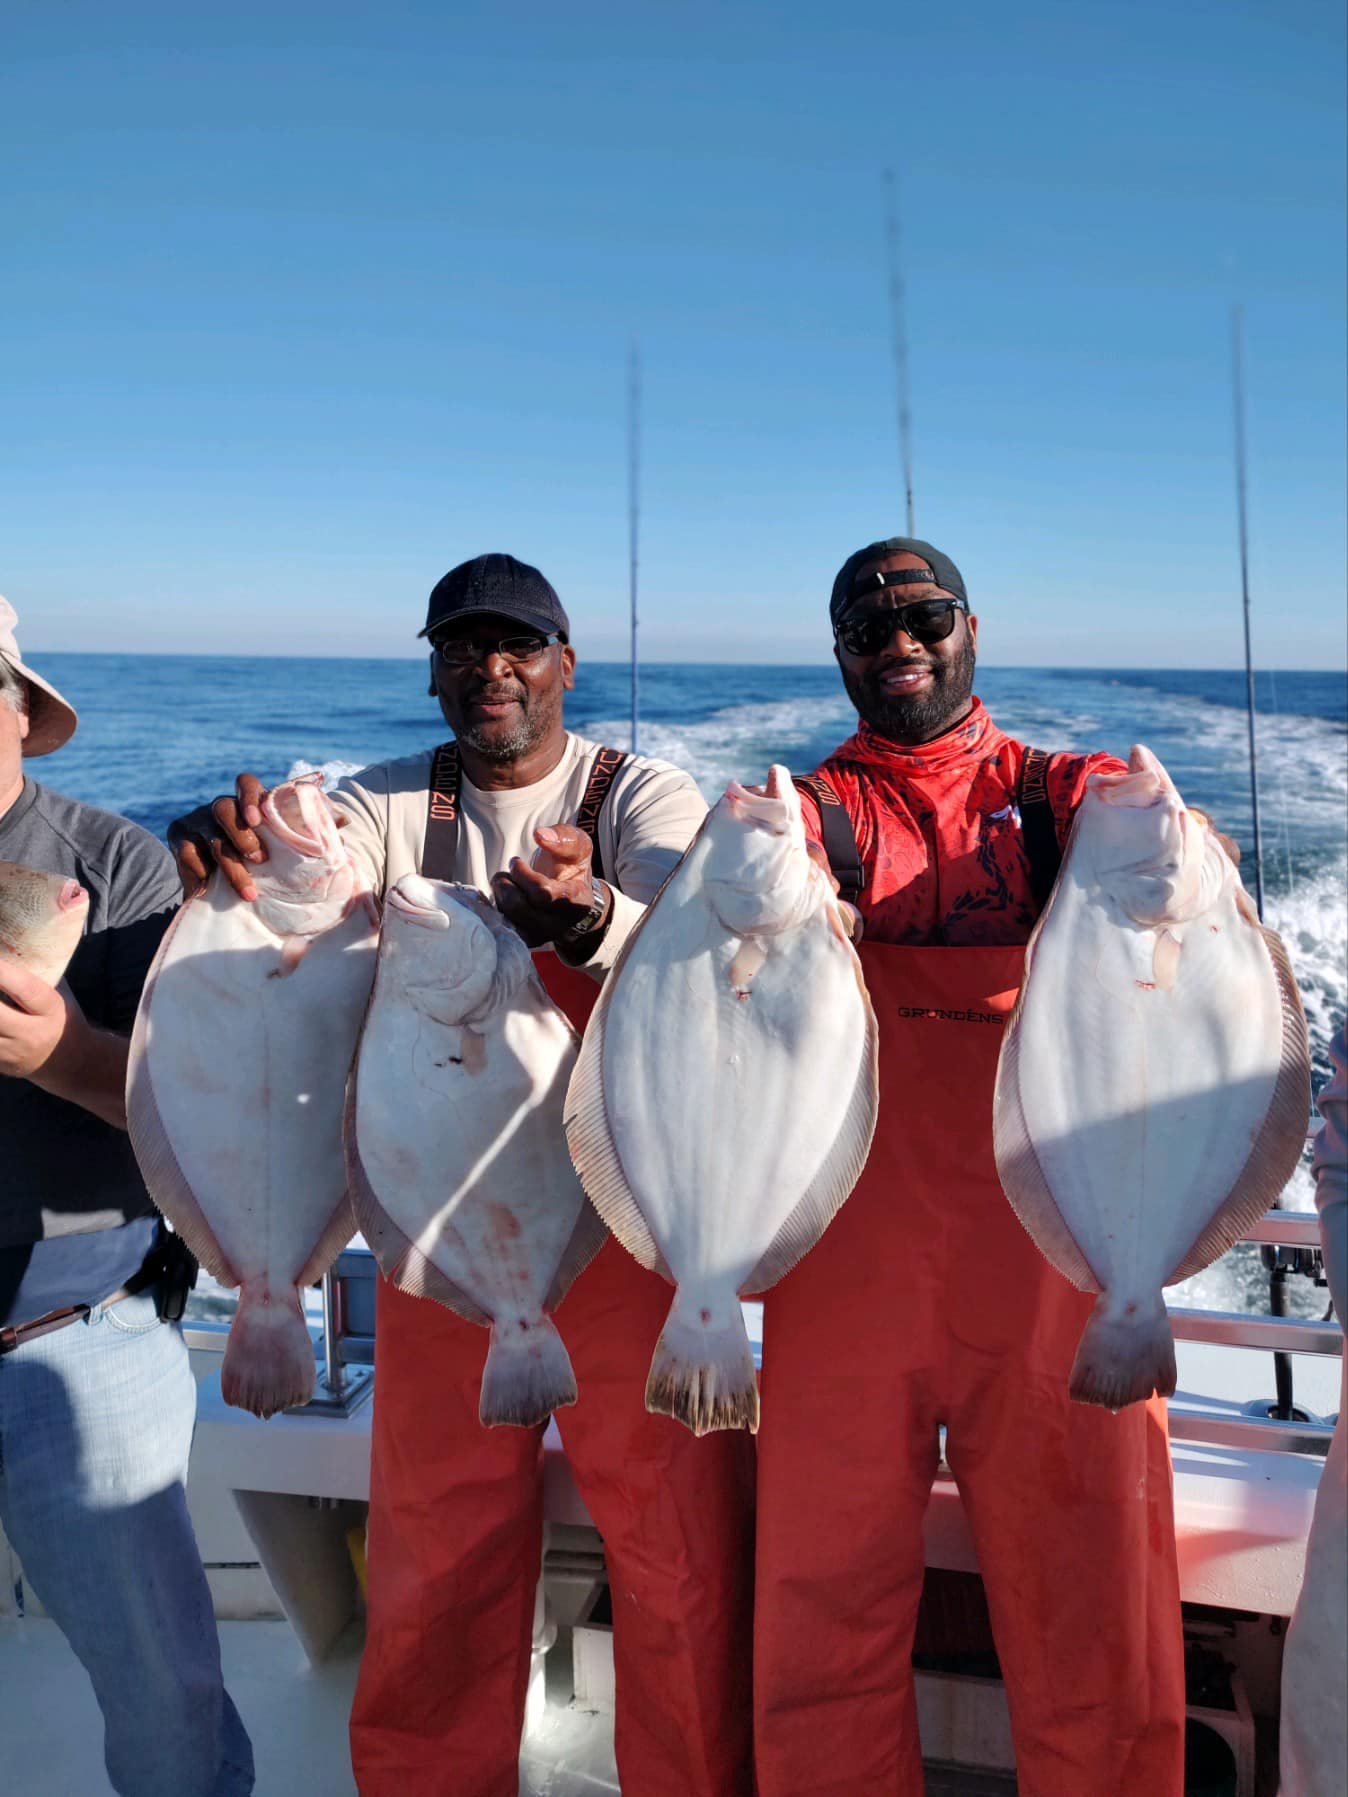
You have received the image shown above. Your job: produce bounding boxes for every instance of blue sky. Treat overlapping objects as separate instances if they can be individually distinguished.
[3,1,1344,667]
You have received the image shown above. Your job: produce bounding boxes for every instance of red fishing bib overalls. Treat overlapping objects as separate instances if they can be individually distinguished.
[351,955,756,1797]
[753,943,1185,1796]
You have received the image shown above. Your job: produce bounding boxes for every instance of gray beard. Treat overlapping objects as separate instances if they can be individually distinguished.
[455,717,538,761]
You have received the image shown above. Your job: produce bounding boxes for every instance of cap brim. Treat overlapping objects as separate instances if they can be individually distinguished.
[419,605,564,641]
[2,654,78,756]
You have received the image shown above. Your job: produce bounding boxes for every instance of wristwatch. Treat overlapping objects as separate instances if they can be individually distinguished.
[557,879,613,960]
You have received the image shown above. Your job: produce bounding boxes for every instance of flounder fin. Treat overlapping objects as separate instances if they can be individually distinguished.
[125,903,239,1290]
[479,1314,578,1428]
[544,1199,609,1311]
[645,1292,759,1435]
[342,1078,491,1326]
[563,965,671,1280]
[742,959,881,1295]
[1166,920,1312,1283]
[1069,1296,1176,1409]
[992,976,1102,1295]
[296,1196,357,1289]
[388,1245,491,1327]
[221,1286,316,1419]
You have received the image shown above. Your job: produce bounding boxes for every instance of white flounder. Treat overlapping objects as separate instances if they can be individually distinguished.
[565,764,879,1436]
[993,744,1311,1408]
[345,877,606,1428]
[127,778,378,1417]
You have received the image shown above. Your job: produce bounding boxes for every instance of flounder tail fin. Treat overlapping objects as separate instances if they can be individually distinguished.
[645,1291,759,1436]
[221,1284,315,1419]
[1069,1293,1176,1410]
[479,1313,577,1428]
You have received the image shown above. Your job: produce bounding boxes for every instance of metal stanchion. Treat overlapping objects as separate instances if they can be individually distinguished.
[293,1267,373,1416]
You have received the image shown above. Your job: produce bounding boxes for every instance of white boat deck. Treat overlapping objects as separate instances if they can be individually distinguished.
[0,1610,1034,1797]
[2,1617,366,1797]
[0,1612,626,1795]
[0,1312,1337,1795]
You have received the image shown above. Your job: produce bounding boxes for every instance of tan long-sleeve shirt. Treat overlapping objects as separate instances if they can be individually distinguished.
[333,732,707,976]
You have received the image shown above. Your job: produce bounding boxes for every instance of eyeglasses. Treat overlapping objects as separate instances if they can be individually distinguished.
[835,598,968,658]
[431,631,562,669]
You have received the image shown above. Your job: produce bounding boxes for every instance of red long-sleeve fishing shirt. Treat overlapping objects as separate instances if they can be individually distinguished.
[802,698,1126,948]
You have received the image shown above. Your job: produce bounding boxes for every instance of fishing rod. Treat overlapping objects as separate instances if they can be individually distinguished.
[1230,306,1266,920]
[1233,306,1300,1420]
[628,338,641,755]
[883,168,916,536]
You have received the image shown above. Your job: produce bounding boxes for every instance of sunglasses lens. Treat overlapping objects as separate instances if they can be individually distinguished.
[841,616,889,656]
[839,601,959,654]
[903,601,958,643]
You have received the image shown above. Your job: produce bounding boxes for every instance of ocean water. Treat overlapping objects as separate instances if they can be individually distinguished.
[32,654,1348,1321]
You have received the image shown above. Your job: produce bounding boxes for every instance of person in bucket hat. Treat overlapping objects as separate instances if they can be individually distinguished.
[0,598,254,1796]
[0,596,78,758]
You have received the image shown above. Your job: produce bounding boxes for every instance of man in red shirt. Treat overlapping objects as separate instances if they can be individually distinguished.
[754,538,1186,1796]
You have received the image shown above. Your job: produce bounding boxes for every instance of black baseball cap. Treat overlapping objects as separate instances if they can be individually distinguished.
[829,536,968,629]
[419,553,571,642]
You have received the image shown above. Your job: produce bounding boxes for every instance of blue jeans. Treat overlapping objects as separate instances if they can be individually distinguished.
[0,1287,254,1796]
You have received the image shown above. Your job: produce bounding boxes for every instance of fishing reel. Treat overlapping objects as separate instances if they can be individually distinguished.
[1260,1240,1330,1305]
[1259,1237,1331,1425]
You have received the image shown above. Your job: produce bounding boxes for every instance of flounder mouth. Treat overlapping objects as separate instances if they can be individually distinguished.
[723,787,789,834]
[385,880,452,929]
[723,765,799,835]
[1089,745,1181,812]
[1092,772,1167,809]
[261,777,332,856]
[57,880,88,913]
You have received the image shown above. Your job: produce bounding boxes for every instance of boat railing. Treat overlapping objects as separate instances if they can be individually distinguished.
[183,1211,1340,1456]
[1167,1209,1340,1458]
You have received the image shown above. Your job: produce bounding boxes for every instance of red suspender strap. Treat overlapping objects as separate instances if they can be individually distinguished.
[420,741,629,884]
[792,773,864,907]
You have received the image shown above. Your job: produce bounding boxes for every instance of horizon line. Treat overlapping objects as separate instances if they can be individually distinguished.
[27,648,1346,677]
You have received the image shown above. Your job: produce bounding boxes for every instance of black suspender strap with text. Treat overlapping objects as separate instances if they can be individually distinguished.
[1017,746,1061,912]
[573,746,629,883]
[792,773,864,907]
[421,742,630,884]
[422,741,463,880]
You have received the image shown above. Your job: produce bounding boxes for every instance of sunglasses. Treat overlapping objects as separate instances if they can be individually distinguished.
[431,631,562,669]
[835,598,968,658]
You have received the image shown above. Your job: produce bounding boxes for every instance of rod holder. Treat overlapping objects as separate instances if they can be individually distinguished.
[290,1269,374,1418]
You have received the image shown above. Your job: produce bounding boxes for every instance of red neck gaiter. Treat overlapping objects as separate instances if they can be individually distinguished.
[806,699,1121,948]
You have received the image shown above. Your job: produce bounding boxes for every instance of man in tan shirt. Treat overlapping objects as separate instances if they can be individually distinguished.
[172,554,754,1797]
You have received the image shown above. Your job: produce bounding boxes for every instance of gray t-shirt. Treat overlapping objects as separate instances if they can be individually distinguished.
[0,777,179,1258]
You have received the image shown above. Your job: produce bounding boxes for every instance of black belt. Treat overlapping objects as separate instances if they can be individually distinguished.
[0,1255,163,1356]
